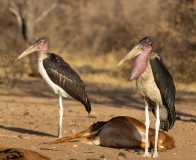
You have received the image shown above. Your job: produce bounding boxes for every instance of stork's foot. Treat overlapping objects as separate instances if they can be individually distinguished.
[142,152,151,157]
[152,152,158,158]
[55,135,62,139]
[57,129,63,139]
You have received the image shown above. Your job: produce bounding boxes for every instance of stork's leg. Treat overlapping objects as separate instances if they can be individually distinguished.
[142,99,151,157]
[58,94,63,138]
[153,102,160,158]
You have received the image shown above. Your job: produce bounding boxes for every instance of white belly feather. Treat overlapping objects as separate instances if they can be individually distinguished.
[38,58,69,98]
[136,61,162,104]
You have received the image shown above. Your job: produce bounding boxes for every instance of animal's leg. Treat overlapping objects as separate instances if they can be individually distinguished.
[142,99,151,157]
[153,102,160,158]
[58,94,63,138]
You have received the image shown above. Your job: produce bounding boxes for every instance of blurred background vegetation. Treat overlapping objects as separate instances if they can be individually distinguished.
[0,0,196,91]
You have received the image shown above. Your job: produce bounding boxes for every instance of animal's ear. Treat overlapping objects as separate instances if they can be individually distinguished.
[90,121,107,132]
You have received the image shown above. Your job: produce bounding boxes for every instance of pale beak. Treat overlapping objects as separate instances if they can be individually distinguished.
[18,45,39,59]
[117,44,143,66]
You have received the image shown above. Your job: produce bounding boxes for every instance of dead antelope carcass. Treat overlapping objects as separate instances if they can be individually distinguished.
[45,116,175,151]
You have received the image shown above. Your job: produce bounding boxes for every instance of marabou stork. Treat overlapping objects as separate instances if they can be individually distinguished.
[18,37,91,138]
[117,36,176,157]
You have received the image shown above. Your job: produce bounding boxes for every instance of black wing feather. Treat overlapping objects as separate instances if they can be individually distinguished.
[150,56,176,131]
[43,53,91,113]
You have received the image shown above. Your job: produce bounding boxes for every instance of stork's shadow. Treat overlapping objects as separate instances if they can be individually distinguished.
[0,125,55,137]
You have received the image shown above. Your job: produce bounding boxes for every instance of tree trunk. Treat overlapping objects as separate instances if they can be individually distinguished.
[9,0,58,76]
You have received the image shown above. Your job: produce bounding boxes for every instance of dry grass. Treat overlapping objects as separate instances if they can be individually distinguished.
[0,0,195,90]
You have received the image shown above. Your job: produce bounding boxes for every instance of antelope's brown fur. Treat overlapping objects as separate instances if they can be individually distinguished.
[45,116,175,151]
[0,144,50,160]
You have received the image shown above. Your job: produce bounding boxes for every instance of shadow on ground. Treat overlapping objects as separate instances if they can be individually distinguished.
[0,125,55,137]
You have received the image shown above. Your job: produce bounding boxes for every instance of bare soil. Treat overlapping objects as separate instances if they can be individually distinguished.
[0,76,196,160]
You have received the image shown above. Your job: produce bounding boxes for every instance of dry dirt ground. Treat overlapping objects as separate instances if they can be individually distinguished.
[0,76,196,160]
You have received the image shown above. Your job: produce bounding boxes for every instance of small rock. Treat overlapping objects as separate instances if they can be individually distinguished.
[18,135,23,139]
[100,154,107,158]
[69,123,76,126]
[68,110,74,113]
[71,130,76,133]
[116,152,127,160]
[46,122,51,126]
[23,111,29,116]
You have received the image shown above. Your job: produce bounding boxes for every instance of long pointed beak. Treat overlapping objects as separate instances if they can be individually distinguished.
[117,44,143,66]
[18,45,39,59]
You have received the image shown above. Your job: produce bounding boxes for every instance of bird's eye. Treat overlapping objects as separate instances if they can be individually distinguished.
[148,40,152,45]
[39,39,45,44]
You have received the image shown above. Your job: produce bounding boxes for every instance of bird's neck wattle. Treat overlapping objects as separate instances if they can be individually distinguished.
[38,42,48,59]
[130,50,150,81]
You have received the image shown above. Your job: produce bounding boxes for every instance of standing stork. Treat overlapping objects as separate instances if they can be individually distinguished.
[117,36,176,157]
[18,37,91,138]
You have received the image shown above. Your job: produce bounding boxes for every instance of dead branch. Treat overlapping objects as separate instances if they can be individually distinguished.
[9,0,22,30]
[35,2,59,24]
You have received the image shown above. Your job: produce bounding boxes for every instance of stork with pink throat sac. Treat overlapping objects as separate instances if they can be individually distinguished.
[117,36,176,158]
[18,37,91,138]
